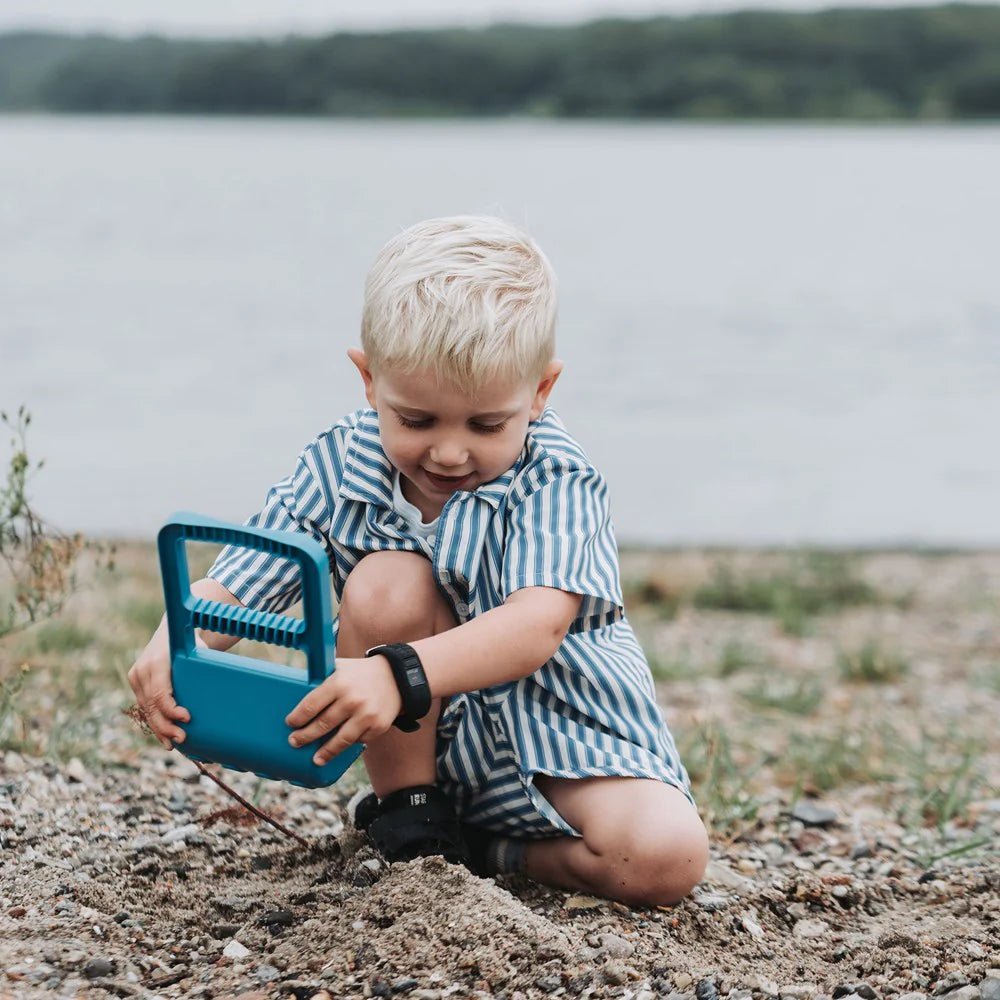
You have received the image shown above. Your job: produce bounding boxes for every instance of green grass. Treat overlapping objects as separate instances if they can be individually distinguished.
[693,552,879,631]
[31,620,96,654]
[678,720,765,836]
[119,596,166,635]
[781,726,891,793]
[740,676,826,715]
[716,639,763,677]
[837,640,909,684]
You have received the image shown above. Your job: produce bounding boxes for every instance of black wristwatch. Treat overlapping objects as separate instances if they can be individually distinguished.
[365,642,432,732]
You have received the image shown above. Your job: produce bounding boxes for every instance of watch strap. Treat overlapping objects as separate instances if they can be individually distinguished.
[365,642,432,732]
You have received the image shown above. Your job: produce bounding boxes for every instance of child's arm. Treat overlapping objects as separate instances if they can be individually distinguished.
[408,586,583,697]
[285,586,583,763]
[126,577,244,748]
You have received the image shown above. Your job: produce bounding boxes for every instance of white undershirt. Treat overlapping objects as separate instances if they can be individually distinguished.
[392,470,439,541]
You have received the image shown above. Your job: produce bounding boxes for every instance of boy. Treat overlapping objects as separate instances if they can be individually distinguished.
[128,216,708,907]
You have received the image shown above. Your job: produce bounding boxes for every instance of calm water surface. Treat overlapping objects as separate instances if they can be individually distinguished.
[2,116,998,545]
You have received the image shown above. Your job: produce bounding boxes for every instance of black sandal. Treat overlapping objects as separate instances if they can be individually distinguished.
[356,784,471,866]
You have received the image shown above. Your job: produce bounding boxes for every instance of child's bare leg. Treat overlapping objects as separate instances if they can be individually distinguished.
[336,550,457,799]
[522,775,709,908]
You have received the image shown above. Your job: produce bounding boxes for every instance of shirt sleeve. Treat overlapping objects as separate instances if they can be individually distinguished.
[501,459,624,633]
[207,438,336,613]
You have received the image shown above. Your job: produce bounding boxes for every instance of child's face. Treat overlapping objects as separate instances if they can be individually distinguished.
[348,348,561,519]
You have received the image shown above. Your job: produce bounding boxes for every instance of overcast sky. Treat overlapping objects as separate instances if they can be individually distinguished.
[0,0,972,36]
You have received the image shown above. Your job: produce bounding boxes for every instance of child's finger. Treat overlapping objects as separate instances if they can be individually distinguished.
[288,701,347,749]
[285,680,337,729]
[313,720,365,766]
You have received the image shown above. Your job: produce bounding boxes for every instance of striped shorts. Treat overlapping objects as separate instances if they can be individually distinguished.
[434,683,694,839]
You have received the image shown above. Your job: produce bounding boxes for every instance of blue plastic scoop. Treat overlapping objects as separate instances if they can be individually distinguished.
[157,511,363,787]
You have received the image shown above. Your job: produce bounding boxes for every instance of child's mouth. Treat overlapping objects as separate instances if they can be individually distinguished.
[425,470,473,490]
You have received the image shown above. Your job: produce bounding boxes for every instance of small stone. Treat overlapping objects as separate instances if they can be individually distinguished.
[258,909,295,928]
[746,974,780,996]
[675,973,694,990]
[791,802,838,827]
[361,859,381,872]
[391,977,419,993]
[694,892,730,912]
[729,992,754,1000]
[736,858,757,873]
[897,994,929,1000]
[597,932,635,958]
[223,940,251,960]
[781,986,820,1000]
[601,962,629,986]
[83,958,114,979]
[535,975,562,993]
[704,860,754,891]
[981,980,1000,1000]
[696,980,719,1000]
[635,991,658,1000]
[565,894,604,911]
[850,842,873,860]
[65,757,88,783]
[251,856,272,871]
[739,911,766,940]
[161,823,201,844]
[793,919,829,939]
[211,923,240,938]
[7,905,27,917]
[939,989,979,1000]
[256,965,280,984]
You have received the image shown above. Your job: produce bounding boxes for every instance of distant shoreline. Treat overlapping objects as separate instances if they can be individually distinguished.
[3,6,1000,119]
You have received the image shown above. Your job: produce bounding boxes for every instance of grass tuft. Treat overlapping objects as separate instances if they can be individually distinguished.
[837,640,909,684]
[31,620,96,654]
[693,552,878,631]
[740,676,826,715]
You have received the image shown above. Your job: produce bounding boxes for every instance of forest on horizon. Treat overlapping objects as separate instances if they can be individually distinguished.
[2,4,1000,118]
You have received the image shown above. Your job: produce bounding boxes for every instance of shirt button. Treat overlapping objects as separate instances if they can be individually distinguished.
[455,601,469,616]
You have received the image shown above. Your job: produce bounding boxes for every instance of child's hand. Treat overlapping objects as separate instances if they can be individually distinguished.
[127,633,201,749]
[285,656,401,765]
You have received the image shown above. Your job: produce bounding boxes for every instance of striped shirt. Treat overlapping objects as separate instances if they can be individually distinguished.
[208,406,692,835]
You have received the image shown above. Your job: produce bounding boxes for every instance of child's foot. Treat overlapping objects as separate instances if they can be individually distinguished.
[346,783,471,866]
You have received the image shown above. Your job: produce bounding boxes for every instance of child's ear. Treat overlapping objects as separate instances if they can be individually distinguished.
[529,359,563,420]
[347,348,378,410]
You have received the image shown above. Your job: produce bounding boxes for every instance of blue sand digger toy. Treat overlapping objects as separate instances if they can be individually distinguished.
[158,512,364,788]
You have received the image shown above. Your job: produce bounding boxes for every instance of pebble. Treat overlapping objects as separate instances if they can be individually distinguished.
[696,980,719,1000]
[7,905,26,917]
[896,994,929,1000]
[833,985,876,1000]
[211,923,240,938]
[981,981,1000,1000]
[597,932,635,958]
[728,992,754,1000]
[161,823,201,844]
[694,892,730,912]
[565,893,605,911]
[793,918,829,939]
[259,909,295,928]
[938,989,980,1000]
[674,973,694,990]
[781,986,820,1000]
[739,911,766,940]
[223,940,251,960]
[65,758,88,783]
[83,958,114,979]
[256,964,280,984]
[791,802,838,827]
[601,962,630,986]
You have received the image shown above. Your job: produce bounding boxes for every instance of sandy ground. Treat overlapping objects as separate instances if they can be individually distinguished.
[0,549,998,999]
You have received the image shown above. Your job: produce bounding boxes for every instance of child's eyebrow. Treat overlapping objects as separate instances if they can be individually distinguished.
[389,402,514,420]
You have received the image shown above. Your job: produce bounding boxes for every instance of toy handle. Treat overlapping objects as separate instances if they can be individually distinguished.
[157,511,334,686]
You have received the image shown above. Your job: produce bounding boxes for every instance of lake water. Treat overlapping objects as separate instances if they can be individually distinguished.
[2,115,998,546]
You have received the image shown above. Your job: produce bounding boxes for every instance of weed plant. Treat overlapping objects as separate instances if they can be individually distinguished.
[740,676,826,715]
[837,641,909,683]
[693,552,878,633]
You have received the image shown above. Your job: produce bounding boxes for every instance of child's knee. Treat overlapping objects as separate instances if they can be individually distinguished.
[340,550,446,636]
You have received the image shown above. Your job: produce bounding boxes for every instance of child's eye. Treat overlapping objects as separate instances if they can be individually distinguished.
[473,422,507,434]
[396,415,431,430]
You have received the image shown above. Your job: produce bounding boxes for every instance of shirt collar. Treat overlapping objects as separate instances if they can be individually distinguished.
[338,408,523,512]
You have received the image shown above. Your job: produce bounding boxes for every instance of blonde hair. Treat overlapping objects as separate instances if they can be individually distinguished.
[360,215,557,395]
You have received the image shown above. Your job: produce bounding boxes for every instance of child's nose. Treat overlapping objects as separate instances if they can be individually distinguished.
[430,439,469,468]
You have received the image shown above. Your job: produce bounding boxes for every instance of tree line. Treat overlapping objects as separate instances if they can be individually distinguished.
[2,5,1000,118]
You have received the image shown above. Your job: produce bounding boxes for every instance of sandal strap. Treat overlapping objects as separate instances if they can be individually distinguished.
[368,784,469,864]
